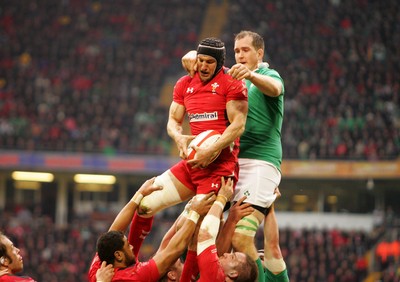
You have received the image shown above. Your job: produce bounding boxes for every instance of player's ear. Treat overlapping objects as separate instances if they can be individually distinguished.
[113,251,123,263]
[257,48,264,61]
[226,269,238,280]
[167,269,177,281]
[0,256,8,266]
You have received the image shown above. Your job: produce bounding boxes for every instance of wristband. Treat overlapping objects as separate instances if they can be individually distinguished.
[216,195,227,203]
[131,192,144,205]
[187,210,200,224]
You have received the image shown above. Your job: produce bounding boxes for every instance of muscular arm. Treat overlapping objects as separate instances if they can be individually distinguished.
[152,193,215,277]
[216,196,254,256]
[189,99,248,168]
[167,101,194,159]
[215,99,248,150]
[248,71,282,97]
[198,178,233,254]
[228,63,283,97]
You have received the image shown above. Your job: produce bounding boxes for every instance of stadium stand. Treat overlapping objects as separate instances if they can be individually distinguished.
[1,0,399,281]
[0,0,206,155]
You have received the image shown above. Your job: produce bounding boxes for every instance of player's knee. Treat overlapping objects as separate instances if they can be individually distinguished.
[137,198,156,217]
[232,232,248,250]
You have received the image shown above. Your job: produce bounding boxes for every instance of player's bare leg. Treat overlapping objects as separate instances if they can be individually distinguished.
[231,209,265,260]
[138,170,195,217]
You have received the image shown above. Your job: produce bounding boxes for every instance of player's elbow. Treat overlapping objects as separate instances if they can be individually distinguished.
[269,84,283,97]
[237,121,246,137]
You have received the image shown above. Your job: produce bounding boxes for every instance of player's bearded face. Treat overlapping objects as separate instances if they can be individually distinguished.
[123,249,136,266]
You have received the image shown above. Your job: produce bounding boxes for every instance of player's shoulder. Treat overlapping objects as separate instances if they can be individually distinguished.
[174,75,196,93]
[176,74,193,84]
[258,63,282,77]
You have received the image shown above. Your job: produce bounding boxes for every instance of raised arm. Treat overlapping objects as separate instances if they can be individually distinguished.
[181,50,198,77]
[109,178,161,232]
[152,192,216,277]
[216,196,254,256]
[167,101,195,159]
[197,177,233,254]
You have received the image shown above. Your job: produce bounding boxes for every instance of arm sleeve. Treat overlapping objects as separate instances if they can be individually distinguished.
[180,250,199,282]
[128,212,154,258]
[87,254,101,282]
[173,76,190,105]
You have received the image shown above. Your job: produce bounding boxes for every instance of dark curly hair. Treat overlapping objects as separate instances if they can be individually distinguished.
[96,230,125,265]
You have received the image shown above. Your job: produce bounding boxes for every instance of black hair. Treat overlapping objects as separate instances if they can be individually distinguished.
[96,230,125,265]
[0,233,12,263]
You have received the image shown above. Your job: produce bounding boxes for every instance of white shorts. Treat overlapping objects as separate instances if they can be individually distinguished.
[233,158,281,208]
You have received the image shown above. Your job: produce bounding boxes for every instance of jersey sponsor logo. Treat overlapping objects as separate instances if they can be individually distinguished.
[188,111,218,122]
[211,182,219,189]
[186,87,194,93]
[211,82,219,94]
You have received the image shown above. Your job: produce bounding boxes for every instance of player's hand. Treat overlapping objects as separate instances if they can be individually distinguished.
[226,196,254,225]
[186,145,217,168]
[175,134,196,159]
[96,261,114,282]
[138,177,163,196]
[228,63,253,81]
[218,177,234,201]
[190,192,216,217]
[182,50,198,77]
[0,269,10,277]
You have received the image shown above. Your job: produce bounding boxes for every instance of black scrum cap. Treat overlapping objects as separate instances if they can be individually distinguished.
[197,37,226,74]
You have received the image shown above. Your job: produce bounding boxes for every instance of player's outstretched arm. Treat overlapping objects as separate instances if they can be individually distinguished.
[216,196,254,256]
[152,192,215,277]
[109,177,162,232]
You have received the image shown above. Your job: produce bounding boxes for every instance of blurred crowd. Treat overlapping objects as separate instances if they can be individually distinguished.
[1,0,399,160]
[0,0,205,155]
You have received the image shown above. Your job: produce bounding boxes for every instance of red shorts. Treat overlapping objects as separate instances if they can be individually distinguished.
[170,159,239,194]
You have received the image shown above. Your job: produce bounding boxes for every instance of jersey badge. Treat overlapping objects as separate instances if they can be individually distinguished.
[211,82,219,94]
